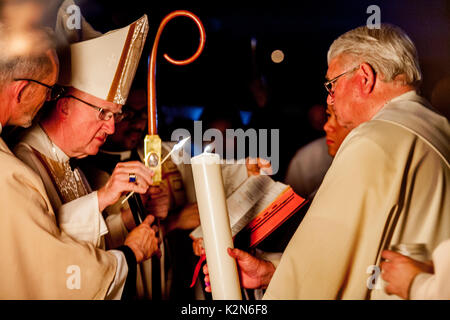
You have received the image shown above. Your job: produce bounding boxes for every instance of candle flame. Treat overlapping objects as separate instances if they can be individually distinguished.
[174,136,191,151]
[158,136,191,167]
[204,143,215,153]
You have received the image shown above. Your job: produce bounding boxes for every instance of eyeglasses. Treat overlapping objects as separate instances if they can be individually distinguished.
[324,66,359,96]
[66,95,125,123]
[14,78,66,101]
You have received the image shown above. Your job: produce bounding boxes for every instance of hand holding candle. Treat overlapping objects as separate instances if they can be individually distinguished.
[191,151,242,300]
[203,247,276,291]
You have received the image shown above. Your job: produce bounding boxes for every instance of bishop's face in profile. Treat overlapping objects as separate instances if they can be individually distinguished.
[56,87,123,158]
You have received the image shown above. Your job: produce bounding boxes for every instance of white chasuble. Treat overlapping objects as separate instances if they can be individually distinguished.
[0,135,116,299]
[14,124,108,247]
[263,91,450,300]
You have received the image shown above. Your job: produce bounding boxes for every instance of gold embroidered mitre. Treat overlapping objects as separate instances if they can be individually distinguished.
[58,15,149,104]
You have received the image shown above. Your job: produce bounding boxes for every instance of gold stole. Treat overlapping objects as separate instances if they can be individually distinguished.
[31,148,89,204]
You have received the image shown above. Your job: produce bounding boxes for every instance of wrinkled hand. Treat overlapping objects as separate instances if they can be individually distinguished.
[190,236,203,257]
[124,215,161,263]
[245,157,272,176]
[141,184,170,220]
[203,248,275,292]
[167,203,200,233]
[381,250,434,299]
[120,207,136,231]
[98,161,154,212]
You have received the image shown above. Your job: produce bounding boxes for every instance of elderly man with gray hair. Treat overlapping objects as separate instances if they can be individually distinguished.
[204,24,450,300]
[0,24,159,299]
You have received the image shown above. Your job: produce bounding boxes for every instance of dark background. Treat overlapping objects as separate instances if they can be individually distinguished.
[43,0,450,180]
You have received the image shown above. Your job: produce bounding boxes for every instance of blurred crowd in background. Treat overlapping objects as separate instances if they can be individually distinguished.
[3,0,448,181]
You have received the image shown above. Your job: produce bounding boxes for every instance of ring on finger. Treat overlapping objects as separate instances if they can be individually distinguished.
[128,173,137,183]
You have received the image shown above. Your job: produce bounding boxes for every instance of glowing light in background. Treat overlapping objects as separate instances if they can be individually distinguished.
[271,49,285,64]
[161,105,204,124]
[239,110,253,126]
[0,0,49,58]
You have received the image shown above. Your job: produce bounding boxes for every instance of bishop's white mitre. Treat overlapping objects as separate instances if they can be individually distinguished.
[58,14,149,104]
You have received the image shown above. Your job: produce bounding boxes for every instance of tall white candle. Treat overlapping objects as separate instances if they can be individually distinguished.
[191,152,242,300]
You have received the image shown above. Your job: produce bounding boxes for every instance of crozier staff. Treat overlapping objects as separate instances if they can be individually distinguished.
[13,15,161,299]
[144,10,206,185]
[0,22,157,299]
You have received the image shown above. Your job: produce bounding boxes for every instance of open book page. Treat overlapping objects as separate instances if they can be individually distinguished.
[221,163,248,197]
[229,178,287,236]
[190,174,287,239]
[170,159,248,204]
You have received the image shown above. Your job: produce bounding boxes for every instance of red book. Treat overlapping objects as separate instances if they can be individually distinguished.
[190,175,308,251]
[245,187,308,248]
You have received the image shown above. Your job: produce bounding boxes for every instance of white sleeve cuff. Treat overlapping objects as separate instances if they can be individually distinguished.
[58,191,108,246]
[409,272,434,300]
[105,212,129,249]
